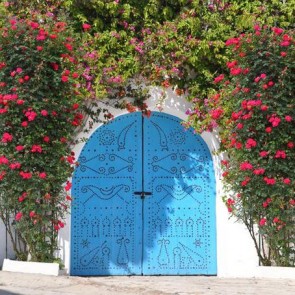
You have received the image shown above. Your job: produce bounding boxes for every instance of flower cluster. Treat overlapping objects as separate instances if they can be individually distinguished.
[0,15,84,262]
[188,26,294,266]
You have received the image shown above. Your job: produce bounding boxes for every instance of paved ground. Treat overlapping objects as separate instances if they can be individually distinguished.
[0,271,294,295]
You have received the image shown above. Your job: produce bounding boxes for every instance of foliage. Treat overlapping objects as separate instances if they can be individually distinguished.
[0,15,84,261]
[187,26,295,266]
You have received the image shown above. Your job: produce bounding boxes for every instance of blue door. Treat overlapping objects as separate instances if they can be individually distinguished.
[71,112,216,275]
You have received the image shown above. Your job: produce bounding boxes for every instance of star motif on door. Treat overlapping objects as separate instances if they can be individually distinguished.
[81,239,90,248]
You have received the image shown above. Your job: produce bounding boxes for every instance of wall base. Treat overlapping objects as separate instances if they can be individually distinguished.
[219,265,295,279]
[2,259,59,276]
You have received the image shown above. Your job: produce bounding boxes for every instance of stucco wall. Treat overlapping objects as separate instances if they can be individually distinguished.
[0,220,15,268]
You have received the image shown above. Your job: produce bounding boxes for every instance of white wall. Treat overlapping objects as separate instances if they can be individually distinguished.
[57,88,260,277]
[0,220,15,268]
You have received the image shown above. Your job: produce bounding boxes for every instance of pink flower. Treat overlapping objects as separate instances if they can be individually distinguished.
[31,145,42,153]
[65,181,72,191]
[15,212,23,221]
[259,218,267,226]
[241,176,251,186]
[290,199,295,206]
[39,172,47,179]
[272,27,284,35]
[61,75,68,82]
[245,138,257,149]
[21,121,28,127]
[16,99,25,105]
[40,110,48,116]
[261,105,268,111]
[269,116,281,127]
[210,108,224,120]
[280,52,287,57]
[263,177,276,185]
[259,151,269,157]
[9,162,21,169]
[15,145,25,152]
[265,127,272,133]
[1,132,13,143]
[18,192,27,202]
[36,46,43,51]
[226,60,237,68]
[260,73,267,79]
[237,123,243,129]
[274,150,286,159]
[239,162,253,171]
[230,67,242,76]
[29,211,35,218]
[254,76,260,83]
[282,178,291,185]
[273,217,280,223]
[43,136,50,143]
[0,156,9,165]
[285,115,292,122]
[253,168,265,175]
[287,142,294,149]
[214,74,224,83]
[82,23,91,31]
[25,109,37,121]
[19,171,32,179]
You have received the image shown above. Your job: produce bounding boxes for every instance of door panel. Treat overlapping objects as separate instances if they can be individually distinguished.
[143,112,216,275]
[71,113,143,275]
[71,112,216,276]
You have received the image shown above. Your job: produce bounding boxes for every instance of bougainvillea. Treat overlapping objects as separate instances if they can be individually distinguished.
[0,15,84,261]
[187,26,295,266]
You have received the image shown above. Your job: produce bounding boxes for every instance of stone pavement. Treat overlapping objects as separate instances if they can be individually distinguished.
[0,271,294,295]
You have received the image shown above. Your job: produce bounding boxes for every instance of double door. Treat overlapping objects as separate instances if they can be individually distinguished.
[71,112,216,275]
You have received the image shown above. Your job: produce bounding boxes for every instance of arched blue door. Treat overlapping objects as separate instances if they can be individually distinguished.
[71,112,216,275]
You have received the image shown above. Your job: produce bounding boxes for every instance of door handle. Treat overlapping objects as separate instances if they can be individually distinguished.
[134,191,152,199]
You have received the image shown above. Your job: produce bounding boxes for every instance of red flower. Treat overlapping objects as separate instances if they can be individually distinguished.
[9,162,21,169]
[65,43,73,51]
[263,177,276,185]
[259,151,269,157]
[15,212,23,221]
[1,132,13,143]
[239,161,253,171]
[261,105,268,111]
[274,150,286,159]
[245,138,257,149]
[285,115,292,122]
[259,218,267,226]
[31,145,42,153]
[265,127,272,133]
[29,211,35,218]
[18,192,27,202]
[43,136,50,143]
[290,200,295,206]
[36,46,43,51]
[40,110,48,116]
[287,142,294,149]
[82,23,91,31]
[19,171,32,179]
[15,145,25,152]
[25,109,37,121]
[214,74,224,83]
[241,176,251,186]
[21,121,28,127]
[66,195,72,201]
[230,67,242,76]
[269,116,281,127]
[253,168,265,175]
[65,181,72,191]
[226,60,237,68]
[280,52,287,57]
[272,27,284,35]
[273,217,280,223]
[260,73,266,79]
[282,178,291,185]
[39,172,47,179]
[61,75,68,82]
[0,156,9,165]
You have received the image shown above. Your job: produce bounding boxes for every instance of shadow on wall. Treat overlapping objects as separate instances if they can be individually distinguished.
[0,290,22,295]
[0,220,15,269]
[68,112,217,276]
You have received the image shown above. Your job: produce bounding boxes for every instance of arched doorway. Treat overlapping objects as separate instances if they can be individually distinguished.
[71,112,216,275]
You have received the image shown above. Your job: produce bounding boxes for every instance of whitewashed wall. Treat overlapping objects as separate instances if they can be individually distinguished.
[0,220,15,268]
[57,88,260,277]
